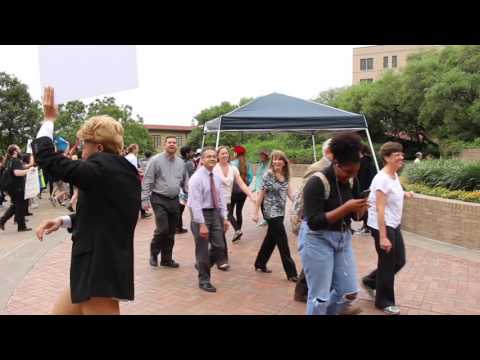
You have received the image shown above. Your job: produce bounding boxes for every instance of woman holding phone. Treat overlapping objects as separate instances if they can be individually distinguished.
[298,133,368,315]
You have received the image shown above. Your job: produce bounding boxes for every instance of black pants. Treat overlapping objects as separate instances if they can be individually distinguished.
[177,203,185,230]
[362,226,406,309]
[0,191,5,205]
[254,216,298,278]
[150,193,180,263]
[191,209,226,284]
[0,190,28,230]
[228,192,247,231]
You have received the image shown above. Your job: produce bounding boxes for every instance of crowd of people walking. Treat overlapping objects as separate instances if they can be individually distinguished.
[0,87,414,315]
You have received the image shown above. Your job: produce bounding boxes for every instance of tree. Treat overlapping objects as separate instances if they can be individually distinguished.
[55,100,88,144]
[54,97,154,153]
[419,46,480,141]
[0,72,42,152]
[188,97,254,149]
[313,86,348,105]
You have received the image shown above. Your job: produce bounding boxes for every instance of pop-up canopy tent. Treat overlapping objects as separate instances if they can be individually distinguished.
[202,93,379,170]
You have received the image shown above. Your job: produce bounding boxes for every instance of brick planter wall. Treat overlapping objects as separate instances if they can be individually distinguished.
[460,149,480,160]
[265,163,479,250]
[402,194,480,249]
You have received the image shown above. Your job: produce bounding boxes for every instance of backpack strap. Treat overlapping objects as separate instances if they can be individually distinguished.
[312,172,330,200]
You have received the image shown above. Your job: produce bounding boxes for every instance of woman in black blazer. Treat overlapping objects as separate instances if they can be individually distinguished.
[34,87,140,315]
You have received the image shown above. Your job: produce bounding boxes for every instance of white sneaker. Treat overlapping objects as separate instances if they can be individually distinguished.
[383,305,400,315]
[257,220,267,227]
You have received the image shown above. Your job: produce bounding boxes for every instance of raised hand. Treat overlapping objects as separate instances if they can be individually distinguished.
[43,86,58,120]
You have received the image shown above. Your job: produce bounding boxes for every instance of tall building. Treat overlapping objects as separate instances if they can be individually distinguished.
[352,45,444,85]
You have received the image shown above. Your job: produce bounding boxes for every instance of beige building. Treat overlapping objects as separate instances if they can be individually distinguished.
[144,124,195,153]
[352,45,444,85]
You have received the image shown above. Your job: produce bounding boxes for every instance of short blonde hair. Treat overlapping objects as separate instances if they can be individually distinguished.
[77,116,124,155]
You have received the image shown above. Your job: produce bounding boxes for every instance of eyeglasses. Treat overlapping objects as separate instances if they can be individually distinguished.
[78,139,97,151]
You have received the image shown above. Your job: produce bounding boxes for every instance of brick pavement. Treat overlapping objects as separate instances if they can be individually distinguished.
[3,179,480,315]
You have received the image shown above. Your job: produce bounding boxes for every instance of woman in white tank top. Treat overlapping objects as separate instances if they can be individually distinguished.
[213,146,255,270]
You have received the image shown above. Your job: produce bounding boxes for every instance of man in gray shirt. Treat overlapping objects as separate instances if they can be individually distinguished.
[142,136,188,268]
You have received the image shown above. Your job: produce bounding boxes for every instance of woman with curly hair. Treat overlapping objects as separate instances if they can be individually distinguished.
[298,133,368,315]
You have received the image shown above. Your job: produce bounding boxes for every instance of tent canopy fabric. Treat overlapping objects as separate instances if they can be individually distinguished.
[203,93,367,133]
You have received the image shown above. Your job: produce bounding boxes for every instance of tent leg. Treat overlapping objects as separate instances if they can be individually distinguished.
[365,127,380,172]
[201,134,206,150]
[312,133,317,162]
[215,128,221,150]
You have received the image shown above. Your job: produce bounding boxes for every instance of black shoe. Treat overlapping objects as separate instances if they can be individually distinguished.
[199,282,217,292]
[149,254,158,267]
[26,213,33,216]
[288,276,299,283]
[67,205,74,212]
[18,227,32,232]
[255,266,272,273]
[194,263,199,270]
[160,260,180,268]
[175,228,188,234]
[232,230,243,242]
[0,223,4,231]
[294,293,308,303]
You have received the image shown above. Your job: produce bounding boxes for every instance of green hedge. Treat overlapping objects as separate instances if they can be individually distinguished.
[403,159,480,191]
[403,183,480,203]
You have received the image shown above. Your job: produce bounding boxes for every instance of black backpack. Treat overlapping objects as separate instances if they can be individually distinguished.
[0,160,14,192]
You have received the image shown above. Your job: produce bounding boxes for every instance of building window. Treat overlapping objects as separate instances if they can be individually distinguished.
[360,58,367,71]
[152,135,162,149]
[360,79,373,83]
[176,135,184,147]
[361,58,374,72]
[392,55,398,68]
[367,58,373,70]
[383,56,389,69]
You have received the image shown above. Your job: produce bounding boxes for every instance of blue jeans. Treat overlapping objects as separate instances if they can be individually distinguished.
[298,222,359,315]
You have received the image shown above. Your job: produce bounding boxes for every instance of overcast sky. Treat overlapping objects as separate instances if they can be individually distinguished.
[0,45,364,126]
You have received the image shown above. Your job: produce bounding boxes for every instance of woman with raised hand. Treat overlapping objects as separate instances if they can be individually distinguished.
[34,87,140,315]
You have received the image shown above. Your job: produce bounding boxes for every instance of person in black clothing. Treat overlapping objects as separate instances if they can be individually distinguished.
[299,133,368,315]
[34,86,140,315]
[0,144,34,232]
[0,155,5,208]
[177,145,195,234]
[355,144,378,234]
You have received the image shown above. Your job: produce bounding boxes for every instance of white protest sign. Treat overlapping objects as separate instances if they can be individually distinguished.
[24,167,40,200]
[39,45,138,104]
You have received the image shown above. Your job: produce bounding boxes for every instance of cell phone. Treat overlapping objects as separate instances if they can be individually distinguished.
[359,190,371,199]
